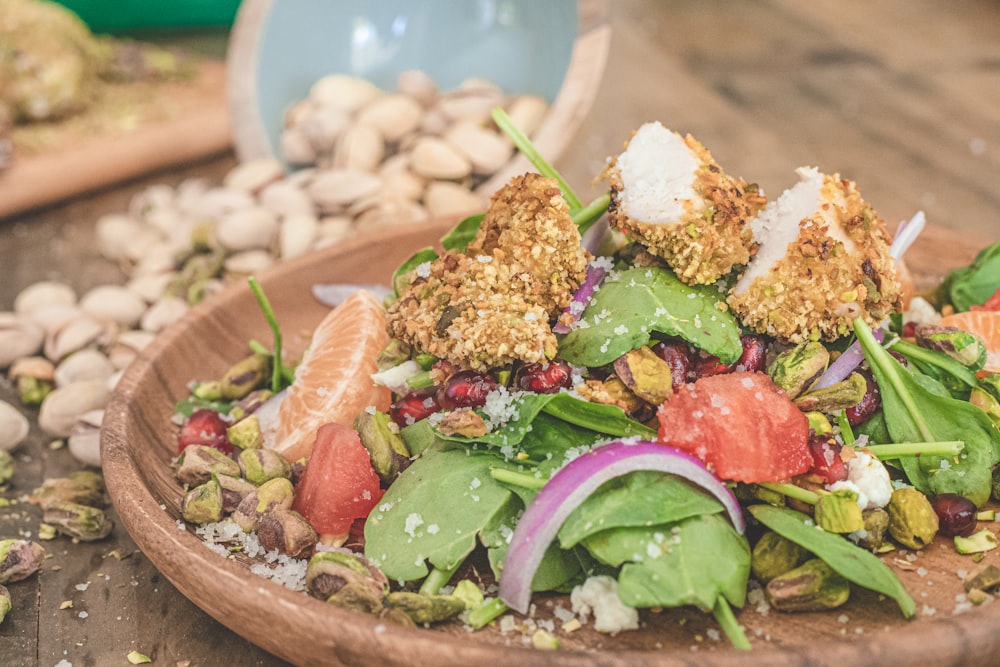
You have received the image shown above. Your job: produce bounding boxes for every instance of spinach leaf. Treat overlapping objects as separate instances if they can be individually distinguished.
[938,242,1000,311]
[482,504,582,592]
[558,471,724,548]
[856,319,1000,506]
[540,392,658,440]
[748,504,915,618]
[364,448,520,581]
[583,513,749,611]
[892,339,978,399]
[558,266,742,367]
[441,213,485,252]
[390,247,439,298]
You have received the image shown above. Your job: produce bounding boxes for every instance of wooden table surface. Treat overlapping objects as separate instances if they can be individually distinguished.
[2,1,999,665]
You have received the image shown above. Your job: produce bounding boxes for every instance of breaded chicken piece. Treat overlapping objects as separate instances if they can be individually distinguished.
[386,173,591,370]
[605,122,766,285]
[727,167,902,343]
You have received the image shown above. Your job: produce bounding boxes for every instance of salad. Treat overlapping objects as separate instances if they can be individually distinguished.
[171,109,1000,651]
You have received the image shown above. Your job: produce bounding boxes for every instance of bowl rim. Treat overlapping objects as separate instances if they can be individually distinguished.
[101,218,1000,667]
[225,0,612,182]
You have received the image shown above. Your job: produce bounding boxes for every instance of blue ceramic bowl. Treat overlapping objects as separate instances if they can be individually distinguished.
[227,0,609,178]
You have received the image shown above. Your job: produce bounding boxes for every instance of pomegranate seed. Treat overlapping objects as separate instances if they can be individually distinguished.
[693,334,767,377]
[901,321,917,338]
[436,370,499,410]
[807,433,848,485]
[931,493,977,537]
[389,388,442,427]
[652,340,694,389]
[515,362,573,393]
[844,369,881,426]
[178,408,233,454]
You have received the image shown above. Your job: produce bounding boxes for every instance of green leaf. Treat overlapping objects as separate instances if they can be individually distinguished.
[748,504,916,618]
[583,513,750,611]
[558,266,742,367]
[173,397,232,418]
[441,214,485,252]
[363,448,519,581]
[540,393,657,440]
[855,319,1000,506]
[939,242,1000,311]
[892,339,978,398]
[391,247,439,298]
[558,471,724,548]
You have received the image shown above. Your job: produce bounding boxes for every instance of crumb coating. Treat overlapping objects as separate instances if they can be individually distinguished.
[727,174,902,343]
[607,133,765,285]
[386,173,591,370]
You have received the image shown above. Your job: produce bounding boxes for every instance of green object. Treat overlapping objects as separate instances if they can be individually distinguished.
[53,0,240,33]
[887,487,939,550]
[750,531,810,584]
[385,591,466,624]
[584,513,750,612]
[558,470,723,548]
[0,584,11,625]
[955,528,999,554]
[815,489,865,534]
[559,266,741,367]
[42,500,114,541]
[855,319,1000,507]
[181,477,224,525]
[227,414,264,450]
[747,504,916,618]
[938,241,1000,312]
[765,558,851,612]
[768,341,830,399]
[794,372,868,413]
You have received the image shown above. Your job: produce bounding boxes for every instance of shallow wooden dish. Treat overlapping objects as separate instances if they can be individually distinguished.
[102,217,1000,667]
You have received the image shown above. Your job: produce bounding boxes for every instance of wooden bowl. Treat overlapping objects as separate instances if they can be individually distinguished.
[101,219,1000,667]
[226,0,611,198]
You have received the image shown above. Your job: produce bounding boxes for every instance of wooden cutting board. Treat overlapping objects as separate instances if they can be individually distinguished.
[0,59,232,221]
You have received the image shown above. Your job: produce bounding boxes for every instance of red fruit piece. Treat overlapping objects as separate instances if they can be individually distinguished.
[693,335,767,378]
[931,493,977,537]
[807,433,848,485]
[178,408,232,454]
[657,371,811,483]
[436,370,498,409]
[389,388,442,427]
[652,340,694,390]
[292,422,384,537]
[515,362,573,393]
[844,369,881,426]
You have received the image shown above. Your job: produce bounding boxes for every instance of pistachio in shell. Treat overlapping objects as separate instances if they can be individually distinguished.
[384,591,466,624]
[181,477,224,525]
[887,487,939,550]
[793,372,868,413]
[815,488,865,534]
[257,509,318,558]
[0,539,46,583]
[751,531,810,583]
[612,346,673,406]
[765,558,851,612]
[767,341,830,399]
[42,500,114,541]
[238,448,291,485]
[173,444,240,487]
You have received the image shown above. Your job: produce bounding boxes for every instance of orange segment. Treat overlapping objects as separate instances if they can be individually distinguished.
[272,290,392,462]
[936,310,1000,372]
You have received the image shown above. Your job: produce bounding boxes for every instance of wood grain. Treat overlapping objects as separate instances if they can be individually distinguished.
[100,217,1000,667]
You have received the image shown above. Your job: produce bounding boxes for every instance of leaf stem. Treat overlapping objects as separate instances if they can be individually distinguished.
[837,410,855,446]
[712,597,751,650]
[419,565,459,595]
[467,598,509,629]
[865,440,965,458]
[490,467,546,491]
[406,370,435,390]
[758,482,821,505]
[572,192,611,234]
[247,276,285,393]
[491,107,583,211]
[854,320,935,442]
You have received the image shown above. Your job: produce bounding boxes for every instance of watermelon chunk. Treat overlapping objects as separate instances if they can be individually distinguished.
[292,422,384,537]
[657,371,810,483]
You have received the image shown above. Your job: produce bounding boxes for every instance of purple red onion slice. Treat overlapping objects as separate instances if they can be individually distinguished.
[552,261,608,334]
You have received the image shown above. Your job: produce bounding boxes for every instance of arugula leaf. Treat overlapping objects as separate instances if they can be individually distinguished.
[173,396,233,418]
[364,448,520,581]
[558,266,742,367]
[558,471,724,548]
[748,504,915,618]
[855,319,1000,506]
[583,513,750,611]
